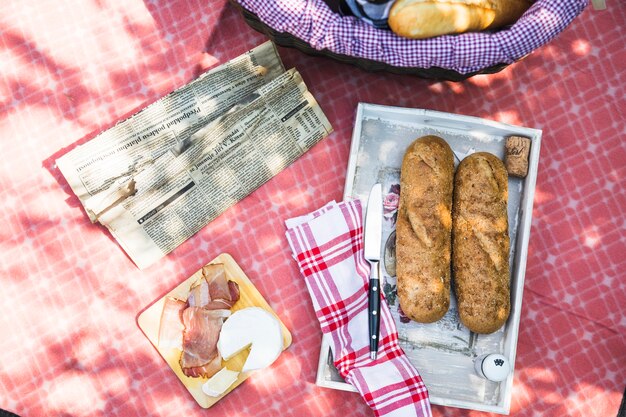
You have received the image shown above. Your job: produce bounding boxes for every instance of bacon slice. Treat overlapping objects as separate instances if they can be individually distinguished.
[187,264,240,310]
[187,279,210,307]
[203,264,231,301]
[157,297,186,351]
[228,280,240,303]
[179,307,231,378]
[173,264,242,378]
[182,351,222,379]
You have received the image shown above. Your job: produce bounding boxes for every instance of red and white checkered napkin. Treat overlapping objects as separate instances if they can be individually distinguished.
[285,200,431,417]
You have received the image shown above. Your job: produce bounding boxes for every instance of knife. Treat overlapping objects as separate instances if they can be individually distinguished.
[363,183,383,360]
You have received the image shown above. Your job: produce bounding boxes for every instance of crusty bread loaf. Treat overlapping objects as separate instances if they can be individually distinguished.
[397,136,454,323]
[388,0,532,39]
[452,152,510,334]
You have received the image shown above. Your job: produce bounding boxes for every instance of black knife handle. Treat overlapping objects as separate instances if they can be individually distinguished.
[368,268,381,359]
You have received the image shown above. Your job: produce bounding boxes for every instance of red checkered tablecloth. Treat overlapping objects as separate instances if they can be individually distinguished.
[0,1,624,417]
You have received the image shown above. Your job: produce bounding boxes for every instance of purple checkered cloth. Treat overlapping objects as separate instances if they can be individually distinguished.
[235,0,588,74]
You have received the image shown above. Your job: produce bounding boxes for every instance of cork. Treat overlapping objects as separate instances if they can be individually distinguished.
[504,136,531,177]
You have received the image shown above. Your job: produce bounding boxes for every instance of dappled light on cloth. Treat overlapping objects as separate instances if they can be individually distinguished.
[0,0,624,417]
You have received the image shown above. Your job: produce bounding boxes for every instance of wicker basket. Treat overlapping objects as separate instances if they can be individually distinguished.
[230,0,587,81]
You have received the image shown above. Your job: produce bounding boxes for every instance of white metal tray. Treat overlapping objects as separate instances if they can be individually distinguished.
[315,103,542,414]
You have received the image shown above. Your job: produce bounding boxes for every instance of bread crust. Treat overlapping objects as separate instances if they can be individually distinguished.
[396,136,454,323]
[388,0,532,39]
[452,152,510,334]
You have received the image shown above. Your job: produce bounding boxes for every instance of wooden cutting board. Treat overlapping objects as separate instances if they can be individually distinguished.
[137,253,292,408]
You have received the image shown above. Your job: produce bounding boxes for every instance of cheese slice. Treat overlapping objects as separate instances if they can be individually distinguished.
[217,307,283,372]
[201,367,239,397]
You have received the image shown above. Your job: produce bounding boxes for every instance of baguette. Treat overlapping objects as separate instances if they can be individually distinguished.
[388,0,532,39]
[452,152,510,334]
[396,136,454,323]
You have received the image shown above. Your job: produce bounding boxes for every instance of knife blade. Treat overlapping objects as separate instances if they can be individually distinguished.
[363,183,383,360]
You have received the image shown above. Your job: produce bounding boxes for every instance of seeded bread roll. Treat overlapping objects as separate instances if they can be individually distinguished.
[397,136,454,323]
[388,0,532,39]
[452,152,510,334]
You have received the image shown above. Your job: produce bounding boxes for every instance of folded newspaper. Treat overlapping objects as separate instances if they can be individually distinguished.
[57,42,333,269]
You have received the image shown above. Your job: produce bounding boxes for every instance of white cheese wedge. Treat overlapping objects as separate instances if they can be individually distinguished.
[201,367,239,397]
[217,307,283,372]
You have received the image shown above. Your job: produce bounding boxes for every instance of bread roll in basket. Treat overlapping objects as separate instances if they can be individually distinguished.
[229,0,588,81]
[388,0,533,39]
